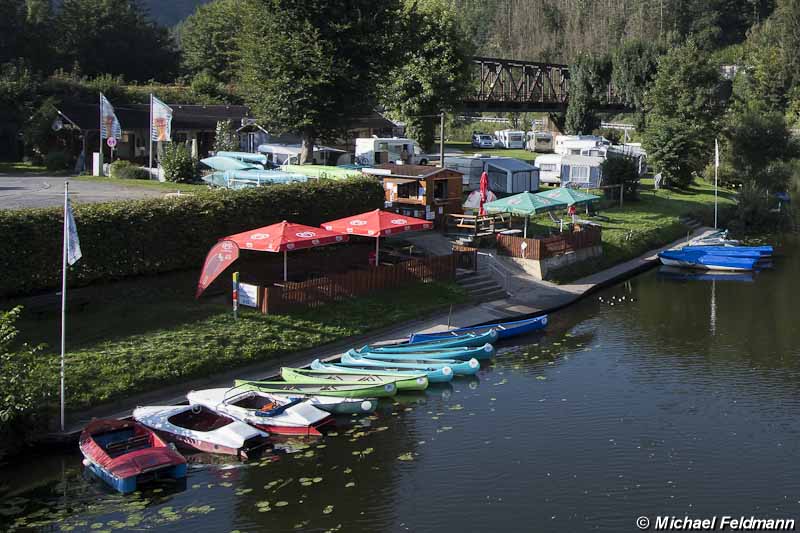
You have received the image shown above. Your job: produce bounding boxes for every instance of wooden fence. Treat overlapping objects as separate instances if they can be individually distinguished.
[452,244,479,271]
[261,254,457,314]
[496,225,602,260]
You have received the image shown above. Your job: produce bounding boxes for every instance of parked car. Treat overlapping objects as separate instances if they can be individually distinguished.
[471,132,496,149]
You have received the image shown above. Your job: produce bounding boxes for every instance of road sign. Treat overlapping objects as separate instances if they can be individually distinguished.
[106,137,117,148]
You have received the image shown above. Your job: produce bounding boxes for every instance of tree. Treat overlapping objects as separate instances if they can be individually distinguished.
[213,120,238,152]
[564,54,610,135]
[643,41,723,188]
[54,0,179,82]
[0,306,49,436]
[611,40,663,128]
[723,105,794,190]
[238,0,404,163]
[179,0,245,84]
[381,0,473,151]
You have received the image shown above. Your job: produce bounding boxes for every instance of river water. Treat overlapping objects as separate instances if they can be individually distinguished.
[2,238,799,532]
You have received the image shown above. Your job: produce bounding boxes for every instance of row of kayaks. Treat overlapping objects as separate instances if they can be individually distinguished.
[658,242,773,272]
[79,315,548,493]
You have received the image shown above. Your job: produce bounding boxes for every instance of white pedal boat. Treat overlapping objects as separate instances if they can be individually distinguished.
[187,388,331,437]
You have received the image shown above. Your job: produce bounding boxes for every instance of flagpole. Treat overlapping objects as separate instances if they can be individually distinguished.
[98,94,104,177]
[60,181,69,432]
[149,94,153,172]
[714,139,719,229]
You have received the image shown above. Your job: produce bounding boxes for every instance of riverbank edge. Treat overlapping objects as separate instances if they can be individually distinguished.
[40,226,714,445]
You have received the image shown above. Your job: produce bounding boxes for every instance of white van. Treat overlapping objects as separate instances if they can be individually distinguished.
[493,129,526,149]
[534,154,563,185]
[526,131,554,153]
[355,137,427,166]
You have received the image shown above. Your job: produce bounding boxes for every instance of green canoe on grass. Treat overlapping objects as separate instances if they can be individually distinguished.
[233,379,397,398]
[281,367,429,392]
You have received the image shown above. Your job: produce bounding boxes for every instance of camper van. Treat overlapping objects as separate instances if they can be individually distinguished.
[443,154,539,194]
[494,129,526,149]
[355,137,427,166]
[554,135,610,156]
[526,131,554,153]
[257,143,350,166]
[533,154,563,185]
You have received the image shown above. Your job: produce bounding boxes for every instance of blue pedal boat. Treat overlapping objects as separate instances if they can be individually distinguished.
[409,315,548,343]
[680,245,773,258]
[79,419,187,494]
[658,250,758,271]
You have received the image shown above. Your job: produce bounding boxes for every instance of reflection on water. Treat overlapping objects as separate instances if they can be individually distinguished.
[2,238,800,532]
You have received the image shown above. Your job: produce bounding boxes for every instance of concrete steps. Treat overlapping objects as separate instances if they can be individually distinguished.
[456,270,508,302]
[679,215,702,230]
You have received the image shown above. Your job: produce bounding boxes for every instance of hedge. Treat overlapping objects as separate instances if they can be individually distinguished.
[0,178,384,297]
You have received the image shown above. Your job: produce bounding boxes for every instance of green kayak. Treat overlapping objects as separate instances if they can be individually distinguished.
[281,367,428,392]
[233,379,397,398]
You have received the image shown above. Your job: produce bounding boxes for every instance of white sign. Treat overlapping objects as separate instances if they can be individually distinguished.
[106,137,117,148]
[238,282,259,308]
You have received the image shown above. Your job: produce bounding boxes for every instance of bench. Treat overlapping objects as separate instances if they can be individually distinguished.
[105,434,151,457]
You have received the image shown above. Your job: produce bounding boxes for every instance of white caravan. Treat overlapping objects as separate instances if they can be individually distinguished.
[533,154,563,185]
[526,131,554,153]
[257,143,349,166]
[493,129,526,149]
[355,137,427,166]
[554,135,610,156]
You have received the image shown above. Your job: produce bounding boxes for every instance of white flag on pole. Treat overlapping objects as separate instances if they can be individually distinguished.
[65,199,82,265]
[151,96,173,142]
[715,138,719,168]
[99,93,122,140]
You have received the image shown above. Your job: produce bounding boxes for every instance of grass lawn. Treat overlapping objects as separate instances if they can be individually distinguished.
[73,175,209,193]
[0,161,51,175]
[445,141,541,162]
[535,178,738,283]
[11,271,468,412]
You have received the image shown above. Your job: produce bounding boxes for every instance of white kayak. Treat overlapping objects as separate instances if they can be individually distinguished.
[187,388,331,437]
[132,404,269,459]
[268,393,378,415]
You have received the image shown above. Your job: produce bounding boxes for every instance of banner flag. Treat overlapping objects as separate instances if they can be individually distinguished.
[196,240,240,298]
[151,96,173,142]
[65,199,82,266]
[99,93,122,140]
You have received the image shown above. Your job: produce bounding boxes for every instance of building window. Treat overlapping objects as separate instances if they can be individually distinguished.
[433,180,448,201]
[397,182,417,199]
[569,166,590,182]
[540,163,557,172]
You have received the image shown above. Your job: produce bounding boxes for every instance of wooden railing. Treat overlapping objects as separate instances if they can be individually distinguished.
[261,255,457,314]
[496,225,602,260]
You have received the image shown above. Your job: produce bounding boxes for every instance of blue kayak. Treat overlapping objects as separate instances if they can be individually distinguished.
[658,250,758,271]
[681,245,773,257]
[372,330,498,350]
[313,359,454,384]
[356,343,495,361]
[409,315,548,343]
[340,353,479,376]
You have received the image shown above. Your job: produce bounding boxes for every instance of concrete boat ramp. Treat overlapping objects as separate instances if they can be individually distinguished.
[55,227,715,438]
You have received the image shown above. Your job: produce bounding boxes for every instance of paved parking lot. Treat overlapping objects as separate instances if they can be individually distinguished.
[0,175,163,210]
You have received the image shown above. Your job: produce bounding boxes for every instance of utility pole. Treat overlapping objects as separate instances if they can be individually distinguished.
[439,112,445,167]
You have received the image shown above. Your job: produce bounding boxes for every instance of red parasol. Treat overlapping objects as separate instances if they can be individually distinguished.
[321,209,433,264]
[478,171,489,216]
[196,221,348,297]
